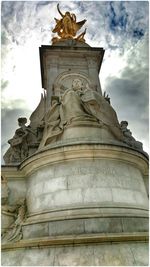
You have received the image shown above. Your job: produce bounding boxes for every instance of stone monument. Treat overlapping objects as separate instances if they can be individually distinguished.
[1,4,149,266]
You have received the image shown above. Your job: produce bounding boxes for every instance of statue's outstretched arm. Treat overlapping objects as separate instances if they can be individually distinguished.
[57,3,64,17]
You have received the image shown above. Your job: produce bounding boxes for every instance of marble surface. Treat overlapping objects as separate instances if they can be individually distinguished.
[2,242,148,266]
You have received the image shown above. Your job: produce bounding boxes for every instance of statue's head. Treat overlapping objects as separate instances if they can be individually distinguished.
[65,11,70,16]
[72,78,83,91]
[18,117,27,127]
[120,121,128,127]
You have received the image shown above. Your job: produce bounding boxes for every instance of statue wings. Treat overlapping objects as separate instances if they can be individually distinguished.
[74,19,86,33]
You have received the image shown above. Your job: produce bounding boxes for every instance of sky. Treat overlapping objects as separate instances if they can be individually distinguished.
[1,1,149,162]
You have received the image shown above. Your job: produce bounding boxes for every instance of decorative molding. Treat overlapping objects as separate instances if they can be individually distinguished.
[18,144,148,177]
[2,232,148,251]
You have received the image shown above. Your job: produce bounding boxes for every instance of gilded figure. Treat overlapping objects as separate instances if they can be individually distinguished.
[52,4,86,43]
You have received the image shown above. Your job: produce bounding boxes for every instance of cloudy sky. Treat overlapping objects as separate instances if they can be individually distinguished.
[1,0,149,162]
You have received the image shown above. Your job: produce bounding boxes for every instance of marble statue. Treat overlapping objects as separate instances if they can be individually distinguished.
[4,118,29,163]
[1,174,27,238]
[120,121,143,150]
[39,78,124,147]
[52,4,86,43]
[2,199,26,243]
[3,93,46,164]
[3,117,40,164]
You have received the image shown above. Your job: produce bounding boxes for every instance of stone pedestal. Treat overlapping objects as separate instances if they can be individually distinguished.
[1,142,149,265]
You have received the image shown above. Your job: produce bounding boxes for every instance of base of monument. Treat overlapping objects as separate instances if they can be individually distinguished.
[1,143,148,266]
[1,234,148,266]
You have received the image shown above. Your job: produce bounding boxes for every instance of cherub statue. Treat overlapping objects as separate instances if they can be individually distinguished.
[52,4,86,43]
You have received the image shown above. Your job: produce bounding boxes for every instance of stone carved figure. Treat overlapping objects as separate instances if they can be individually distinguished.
[52,4,86,43]
[4,117,39,164]
[4,118,29,164]
[1,176,22,235]
[39,96,62,147]
[3,92,46,164]
[39,79,124,147]
[2,199,26,243]
[120,121,143,150]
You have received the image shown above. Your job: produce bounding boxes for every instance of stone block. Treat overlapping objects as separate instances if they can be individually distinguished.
[53,246,82,266]
[85,217,122,233]
[23,222,49,239]
[1,250,25,266]
[38,193,55,210]
[28,167,55,186]
[122,217,148,232]
[133,191,148,207]
[53,188,83,207]
[79,245,95,266]
[8,180,26,205]
[130,243,149,266]
[67,174,93,189]
[21,248,53,266]
[42,176,67,193]
[54,161,80,177]
[112,188,136,205]
[83,187,112,203]
[93,243,136,266]
[49,219,84,235]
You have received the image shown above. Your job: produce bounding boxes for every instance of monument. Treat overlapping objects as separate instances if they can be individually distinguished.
[1,4,149,266]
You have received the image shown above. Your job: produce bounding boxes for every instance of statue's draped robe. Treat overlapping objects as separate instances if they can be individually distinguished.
[40,89,123,147]
[81,90,123,140]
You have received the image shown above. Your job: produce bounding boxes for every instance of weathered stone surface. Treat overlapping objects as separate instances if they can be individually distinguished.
[1,249,26,266]
[85,217,123,233]
[22,216,148,239]
[8,179,26,206]
[122,217,148,232]
[1,242,148,266]
[93,243,136,266]
[23,222,49,239]
[21,248,54,266]
[49,219,85,236]
[25,155,148,215]
[130,243,149,266]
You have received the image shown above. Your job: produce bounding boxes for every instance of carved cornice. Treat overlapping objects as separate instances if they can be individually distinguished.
[1,232,148,251]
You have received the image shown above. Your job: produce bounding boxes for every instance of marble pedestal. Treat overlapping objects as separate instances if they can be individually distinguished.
[1,141,148,266]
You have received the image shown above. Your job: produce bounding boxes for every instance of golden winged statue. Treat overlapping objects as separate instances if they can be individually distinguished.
[52,4,87,43]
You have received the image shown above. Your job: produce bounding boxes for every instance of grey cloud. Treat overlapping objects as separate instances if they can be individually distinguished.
[104,67,148,151]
